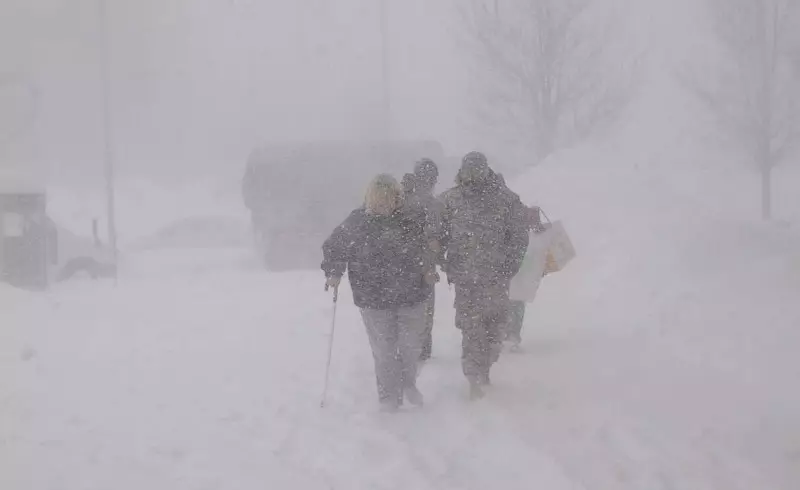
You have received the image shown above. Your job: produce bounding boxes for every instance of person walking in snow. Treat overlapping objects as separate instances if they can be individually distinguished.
[403,159,445,362]
[321,174,436,412]
[440,152,530,399]
[505,204,546,348]
[401,172,417,196]
[493,174,545,349]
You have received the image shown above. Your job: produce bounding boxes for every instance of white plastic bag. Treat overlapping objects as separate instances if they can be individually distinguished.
[509,228,549,302]
[509,213,576,302]
[542,220,576,274]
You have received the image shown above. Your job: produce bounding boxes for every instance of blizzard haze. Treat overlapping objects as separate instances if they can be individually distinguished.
[2,0,800,489]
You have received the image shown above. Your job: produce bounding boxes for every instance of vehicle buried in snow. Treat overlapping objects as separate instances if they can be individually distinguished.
[1,206,115,288]
[48,218,116,282]
[1,181,114,287]
[242,140,447,271]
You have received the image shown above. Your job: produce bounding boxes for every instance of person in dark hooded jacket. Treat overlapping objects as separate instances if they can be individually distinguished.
[495,173,545,348]
[440,152,530,399]
[401,173,417,196]
[322,174,434,412]
[403,159,444,361]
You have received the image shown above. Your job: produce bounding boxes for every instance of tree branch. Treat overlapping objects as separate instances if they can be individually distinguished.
[460,0,636,162]
[686,0,800,170]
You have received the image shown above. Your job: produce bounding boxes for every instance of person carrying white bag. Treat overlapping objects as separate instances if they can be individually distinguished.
[506,207,576,348]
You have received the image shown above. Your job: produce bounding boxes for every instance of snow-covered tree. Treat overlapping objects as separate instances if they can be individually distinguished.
[460,0,639,163]
[686,0,800,220]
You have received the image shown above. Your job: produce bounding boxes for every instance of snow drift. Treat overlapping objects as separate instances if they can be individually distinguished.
[3,145,800,489]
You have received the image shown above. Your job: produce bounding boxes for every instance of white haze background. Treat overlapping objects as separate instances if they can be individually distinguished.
[2,0,800,489]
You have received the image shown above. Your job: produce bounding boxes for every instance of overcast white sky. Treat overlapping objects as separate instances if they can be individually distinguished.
[2,0,707,185]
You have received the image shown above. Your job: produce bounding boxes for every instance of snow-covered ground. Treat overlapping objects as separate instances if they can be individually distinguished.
[47,177,246,248]
[3,154,800,489]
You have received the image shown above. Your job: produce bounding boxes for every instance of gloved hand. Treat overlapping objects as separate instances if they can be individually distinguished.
[325,276,341,291]
[424,270,440,286]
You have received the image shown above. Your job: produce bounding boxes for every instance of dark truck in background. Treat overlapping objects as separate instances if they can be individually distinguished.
[242,140,452,271]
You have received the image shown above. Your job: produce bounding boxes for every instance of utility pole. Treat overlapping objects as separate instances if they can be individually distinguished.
[99,0,118,283]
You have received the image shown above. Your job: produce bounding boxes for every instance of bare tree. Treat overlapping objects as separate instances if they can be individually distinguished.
[686,0,800,220]
[461,0,639,164]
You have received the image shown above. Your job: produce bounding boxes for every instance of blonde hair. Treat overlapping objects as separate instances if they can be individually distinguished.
[364,173,403,216]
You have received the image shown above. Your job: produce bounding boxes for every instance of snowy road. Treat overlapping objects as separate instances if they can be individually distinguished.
[2,249,799,489]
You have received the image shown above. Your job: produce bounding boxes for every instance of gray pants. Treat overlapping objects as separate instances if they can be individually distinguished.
[454,283,509,382]
[505,300,527,343]
[420,290,435,360]
[360,302,426,404]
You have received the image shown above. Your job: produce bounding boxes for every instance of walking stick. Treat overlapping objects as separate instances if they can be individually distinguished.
[320,284,339,408]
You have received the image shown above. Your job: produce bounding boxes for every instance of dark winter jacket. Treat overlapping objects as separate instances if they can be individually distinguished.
[496,172,544,232]
[405,187,445,243]
[439,171,530,286]
[526,205,545,232]
[404,185,445,269]
[321,207,433,310]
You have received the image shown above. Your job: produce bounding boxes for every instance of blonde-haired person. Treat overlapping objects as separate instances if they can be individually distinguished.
[322,174,434,412]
